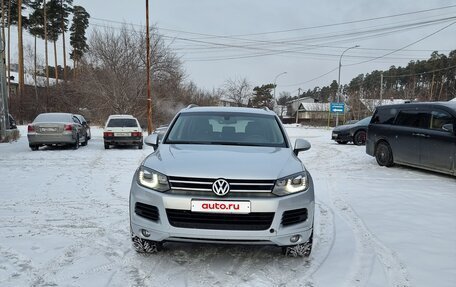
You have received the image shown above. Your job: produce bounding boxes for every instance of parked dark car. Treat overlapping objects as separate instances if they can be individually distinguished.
[75,114,91,140]
[152,124,168,142]
[8,113,17,129]
[366,101,456,176]
[331,116,371,145]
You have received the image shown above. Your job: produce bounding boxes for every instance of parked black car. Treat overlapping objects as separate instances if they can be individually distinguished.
[8,113,17,129]
[366,101,456,176]
[75,114,91,140]
[331,116,371,145]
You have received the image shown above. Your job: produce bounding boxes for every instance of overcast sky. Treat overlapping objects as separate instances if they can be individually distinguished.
[13,0,456,97]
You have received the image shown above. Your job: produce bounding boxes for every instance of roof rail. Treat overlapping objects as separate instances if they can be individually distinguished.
[186,104,199,109]
[261,106,270,111]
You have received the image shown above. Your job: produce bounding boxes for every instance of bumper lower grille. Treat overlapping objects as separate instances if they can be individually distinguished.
[166,209,274,231]
[281,208,307,226]
[135,202,159,221]
[168,176,275,194]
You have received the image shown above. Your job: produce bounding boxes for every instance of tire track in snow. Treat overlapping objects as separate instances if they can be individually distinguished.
[327,180,411,287]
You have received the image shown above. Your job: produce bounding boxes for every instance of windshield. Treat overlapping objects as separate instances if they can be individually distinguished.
[165,112,287,147]
[107,118,138,128]
[355,116,372,126]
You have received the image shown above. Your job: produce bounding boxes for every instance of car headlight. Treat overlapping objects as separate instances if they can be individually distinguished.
[137,166,170,192]
[272,172,309,196]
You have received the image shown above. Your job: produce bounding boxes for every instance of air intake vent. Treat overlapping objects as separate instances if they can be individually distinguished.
[166,209,274,230]
[135,202,159,221]
[281,208,307,226]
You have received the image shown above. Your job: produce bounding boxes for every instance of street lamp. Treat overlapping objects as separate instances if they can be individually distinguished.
[273,71,287,102]
[336,45,359,126]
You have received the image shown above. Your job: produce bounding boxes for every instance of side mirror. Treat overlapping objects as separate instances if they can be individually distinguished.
[294,139,311,155]
[145,134,159,150]
[442,123,454,133]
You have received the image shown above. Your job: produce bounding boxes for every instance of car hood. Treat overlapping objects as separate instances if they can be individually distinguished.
[143,144,304,180]
[332,124,354,132]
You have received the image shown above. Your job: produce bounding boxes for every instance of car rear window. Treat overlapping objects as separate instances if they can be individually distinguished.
[34,113,72,123]
[107,118,138,127]
[165,112,287,147]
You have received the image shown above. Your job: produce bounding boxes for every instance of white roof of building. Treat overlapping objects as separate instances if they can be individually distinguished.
[8,71,57,87]
[297,102,330,112]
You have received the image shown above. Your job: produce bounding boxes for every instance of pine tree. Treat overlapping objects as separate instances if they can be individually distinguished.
[69,5,89,76]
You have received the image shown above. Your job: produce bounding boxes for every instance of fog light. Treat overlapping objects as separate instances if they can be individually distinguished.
[290,235,301,243]
[141,229,151,237]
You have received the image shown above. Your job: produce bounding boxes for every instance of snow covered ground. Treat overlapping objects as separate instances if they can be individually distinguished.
[0,126,455,287]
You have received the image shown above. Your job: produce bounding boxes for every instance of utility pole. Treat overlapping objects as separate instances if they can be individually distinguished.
[298,88,301,98]
[0,30,9,141]
[336,45,359,126]
[146,0,152,134]
[380,72,383,106]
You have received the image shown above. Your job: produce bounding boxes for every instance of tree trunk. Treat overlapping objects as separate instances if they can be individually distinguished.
[60,0,67,82]
[44,0,50,111]
[18,0,25,122]
[1,1,5,45]
[7,0,10,100]
[54,40,58,84]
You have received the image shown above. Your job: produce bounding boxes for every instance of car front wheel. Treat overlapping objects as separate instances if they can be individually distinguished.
[353,130,367,145]
[375,142,394,167]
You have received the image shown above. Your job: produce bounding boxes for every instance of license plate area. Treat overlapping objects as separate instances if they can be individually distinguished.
[114,132,130,137]
[40,127,57,133]
[191,200,250,214]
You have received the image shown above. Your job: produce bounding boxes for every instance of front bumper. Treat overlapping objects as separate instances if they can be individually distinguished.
[130,175,315,247]
[331,131,352,142]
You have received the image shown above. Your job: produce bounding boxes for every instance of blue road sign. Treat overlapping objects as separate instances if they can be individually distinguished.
[330,102,345,113]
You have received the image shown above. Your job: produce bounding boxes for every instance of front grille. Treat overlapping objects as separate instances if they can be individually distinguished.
[168,176,275,194]
[135,202,159,221]
[281,208,307,226]
[166,209,274,230]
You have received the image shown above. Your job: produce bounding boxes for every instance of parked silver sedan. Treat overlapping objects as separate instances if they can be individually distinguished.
[27,113,88,151]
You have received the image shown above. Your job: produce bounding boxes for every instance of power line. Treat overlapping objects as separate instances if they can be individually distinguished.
[346,20,456,67]
[91,4,456,38]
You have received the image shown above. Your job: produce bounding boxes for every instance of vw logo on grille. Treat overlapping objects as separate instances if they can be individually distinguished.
[212,179,230,196]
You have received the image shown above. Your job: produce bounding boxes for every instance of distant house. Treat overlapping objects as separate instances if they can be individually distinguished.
[287,97,317,115]
[8,71,56,98]
[295,102,331,121]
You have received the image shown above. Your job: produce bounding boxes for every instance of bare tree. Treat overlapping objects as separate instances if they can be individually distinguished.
[222,77,251,106]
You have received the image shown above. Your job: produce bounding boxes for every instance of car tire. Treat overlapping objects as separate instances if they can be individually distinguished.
[375,141,394,167]
[73,135,80,150]
[353,130,367,146]
[29,144,39,151]
[336,141,348,144]
[282,231,313,257]
[81,135,88,146]
[138,143,143,150]
[104,143,110,149]
[131,233,161,254]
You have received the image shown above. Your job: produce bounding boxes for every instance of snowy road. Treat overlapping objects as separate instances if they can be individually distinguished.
[1,126,455,287]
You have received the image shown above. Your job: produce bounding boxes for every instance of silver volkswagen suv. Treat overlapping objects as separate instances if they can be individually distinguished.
[130,106,315,257]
